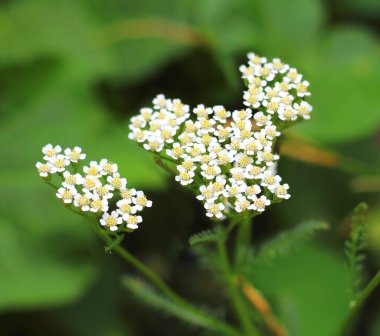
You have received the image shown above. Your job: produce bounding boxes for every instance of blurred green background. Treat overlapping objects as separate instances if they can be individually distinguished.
[1,0,380,335]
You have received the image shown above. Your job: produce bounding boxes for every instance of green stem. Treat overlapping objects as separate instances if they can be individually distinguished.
[234,216,252,271]
[217,238,259,336]
[340,270,380,335]
[93,224,240,336]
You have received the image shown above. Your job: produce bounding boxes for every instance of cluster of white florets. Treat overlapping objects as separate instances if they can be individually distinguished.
[129,53,311,219]
[36,144,152,231]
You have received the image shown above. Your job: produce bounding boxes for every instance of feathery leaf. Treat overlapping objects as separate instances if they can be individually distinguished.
[256,220,329,263]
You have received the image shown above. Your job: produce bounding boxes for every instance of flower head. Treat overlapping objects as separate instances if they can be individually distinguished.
[37,144,152,232]
[128,52,312,220]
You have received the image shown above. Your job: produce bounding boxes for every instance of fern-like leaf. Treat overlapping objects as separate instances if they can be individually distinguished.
[189,228,224,246]
[122,276,226,333]
[345,202,368,301]
[256,220,329,263]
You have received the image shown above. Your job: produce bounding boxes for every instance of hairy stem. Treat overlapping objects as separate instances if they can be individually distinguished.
[234,216,252,270]
[340,270,380,335]
[217,237,260,336]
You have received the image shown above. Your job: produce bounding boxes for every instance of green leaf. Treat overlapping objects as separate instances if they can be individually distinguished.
[256,220,329,263]
[345,203,368,301]
[295,28,380,142]
[189,228,224,246]
[0,216,96,312]
[245,244,350,336]
[122,276,218,330]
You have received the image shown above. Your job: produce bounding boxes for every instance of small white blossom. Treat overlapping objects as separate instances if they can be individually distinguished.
[36,161,52,177]
[43,144,62,160]
[100,211,123,231]
[64,146,86,163]
[205,202,225,219]
[124,214,143,230]
[56,187,76,204]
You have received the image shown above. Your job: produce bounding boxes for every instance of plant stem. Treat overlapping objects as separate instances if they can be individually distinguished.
[93,224,240,336]
[340,270,380,335]
[217,237,260,336]
[234,216,252,270]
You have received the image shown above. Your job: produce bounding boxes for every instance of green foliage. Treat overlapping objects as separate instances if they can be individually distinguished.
[189,228,224,246]
[256,220,329,263]
[345,203,369,301]
[245,244,351,336]
[122,276,219,332]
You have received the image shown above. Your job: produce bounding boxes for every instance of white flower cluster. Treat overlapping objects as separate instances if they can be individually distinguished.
[36,144,152,231]
[129,53,311,219]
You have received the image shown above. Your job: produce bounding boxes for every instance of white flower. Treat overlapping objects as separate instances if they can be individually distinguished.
[94,184,113,200]
[232,108,253,121]
[177,158,196,173]
[143,136,164,152]
[116,199,136,216]
[90,195,109,213]
[213,105,231,123]
[74,192,92,212]
[43,144,62,160]
[153,94,169,109]
[278,106,298,121]
[223,183,245,198]
[275,184,291,199]
[214,125,232,142]
[244,165,265,180]
[194,104,213,119]
[175,170,195,185]
[245,185,261,200]
[216,150,235,166]
[296,80,310,97]
[83,161,101,178]
[229,167,246,185]
[130,115,147,129]
[132,191,153,211]
[201,164,221,180]
[234,153,253,168]
[56,187,76,204]
[99,159,118,176]
[257,147,279,166]
[262,97,281,114]
[81,176,101,192]
[166,143,185,160]
[294,101,312,120]
[197,184,216,202]
[204,202,225,219]
[254,112,271,127]
[158,126,176,143]
[271,58,289,74]
[120,188,137,200]
[100,211,123,231]
[285,68,302,83]
[62,171,83,189]
[263,125,281,140]
[128,128,148,142]
[36,161,52,177]
[51,154,70,173]
[261,171,282,192]
[241,138,262,156]
[64,146,86,163]
[250,195,271,212]
[124,214,143,230]
[234,196,251,213]
[107,173,127,190]
[211,175,227,195]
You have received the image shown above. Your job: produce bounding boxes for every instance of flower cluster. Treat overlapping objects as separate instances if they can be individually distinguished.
[36,144,152,231]
[128,53,311,219]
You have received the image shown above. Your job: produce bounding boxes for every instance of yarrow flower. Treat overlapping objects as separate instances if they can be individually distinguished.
[36,144,152,232]
[128,53,312,220]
